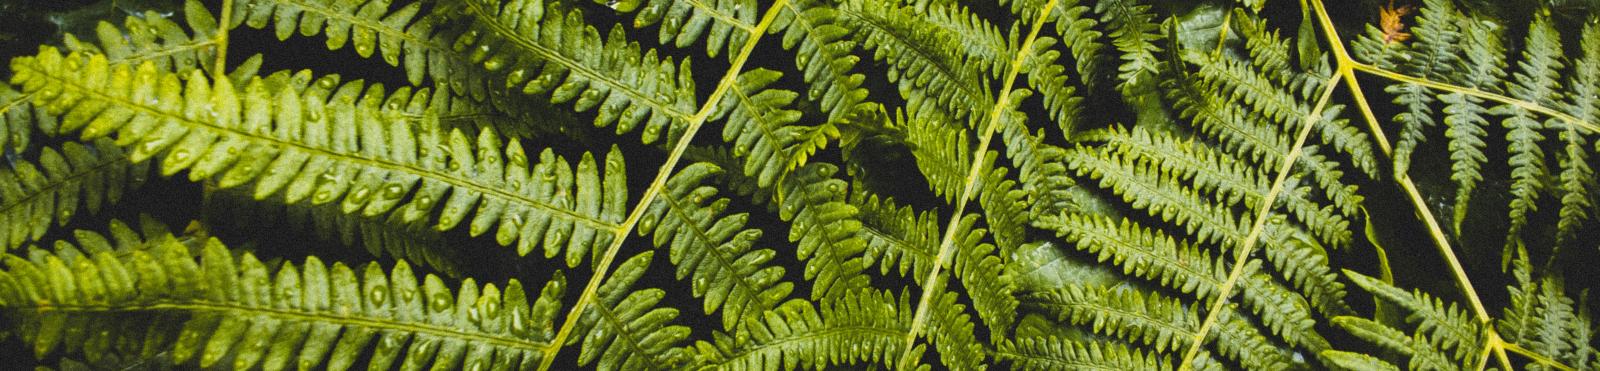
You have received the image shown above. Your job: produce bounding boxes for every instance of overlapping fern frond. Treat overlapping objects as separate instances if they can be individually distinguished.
[1,0,1598,369]
[10,48,630,268]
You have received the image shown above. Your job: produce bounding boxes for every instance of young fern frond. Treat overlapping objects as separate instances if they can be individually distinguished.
[1,139,147,252]
[593,0,757,60]
[0,220,568,370]
[9,48,631,268]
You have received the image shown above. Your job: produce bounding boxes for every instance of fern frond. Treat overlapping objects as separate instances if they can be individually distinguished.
[853,192,939,280]
[901,110,972,202]
[1372,0,1461,178]
[771,0,871,123]
[1038,214,1348,341]
[840,0,992,123]
[1166,58,1365,217]
[76,1,223,78]
[998,119,1076,224]
[1330,316,1456,371]
[1493,13,1563,252]
[596,0,756,60]
[9,49,631,268]
[1500,256,1594,370]
[638,162,792,333]
[233,0,500,102]
[1023,284,1297,370]
[1188,51,1377,182]
[712,69,835,188]
[0,222,567,370]
[1345,270,1483,363]
[1000,0,1104,92]
[849,189,1015,343]
[997,337,1175,371]
[779,163,871,300]
[452,0,698,144]
[1084,125,1352,248]
[692,289,916,370]
[1439,16,1507,234]
[1554,23,1600,247]
[203,185,460,277]
[570,251,693,370]
[1094,0,1163,96]
[2,1,226,154]
[2,139,147,251]
[1320,350,1401,371]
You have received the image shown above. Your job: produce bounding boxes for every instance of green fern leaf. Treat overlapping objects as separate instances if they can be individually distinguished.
[2,139,147,251]
[1493,13,1563,253]
[692,289,919,369]
[596,0,757,60]
[778,163,871,300]
[571,251,692,370]
[1023,284,1297,369]
[1320,350,1400,371]
[637,162,793,333]
[997,337,1176,371]
[1345,270,1483,363]
[452,0,698,144]
[770,0,872,123]
[1095,0,1163,96]
[9,49,630,268]
[840,0,992,124]
[0,221,566,370]
[711,69,835,188]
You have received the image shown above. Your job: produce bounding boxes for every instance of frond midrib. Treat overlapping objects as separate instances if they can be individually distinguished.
[31,65,622,232]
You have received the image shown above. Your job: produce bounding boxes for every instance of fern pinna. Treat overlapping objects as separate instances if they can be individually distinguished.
[0,0,1597,369]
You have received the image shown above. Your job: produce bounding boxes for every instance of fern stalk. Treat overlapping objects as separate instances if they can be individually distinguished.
[539,1,790,368]
[896,0,1058,367]
[1180,72,1341,369]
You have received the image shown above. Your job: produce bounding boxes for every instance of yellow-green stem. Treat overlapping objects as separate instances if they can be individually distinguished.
[535,2,788,369]
[892,0,1058,367]
[212,0,232,81]
[1178,73,1342,370]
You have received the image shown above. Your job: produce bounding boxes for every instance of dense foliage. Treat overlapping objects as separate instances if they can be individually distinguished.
[0,0,1597,369]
